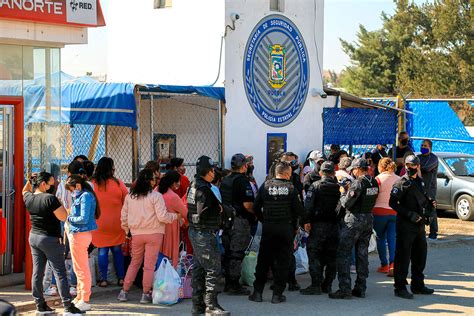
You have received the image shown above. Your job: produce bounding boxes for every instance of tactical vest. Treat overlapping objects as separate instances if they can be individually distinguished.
[262,179,294,224]
[220,172,245,216]
[312,178,340,222]
[351,176,379,214]
[187,177,220,229]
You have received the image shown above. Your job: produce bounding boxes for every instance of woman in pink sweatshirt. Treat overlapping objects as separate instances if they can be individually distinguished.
[117,169,179,304]
[373,158,400,277]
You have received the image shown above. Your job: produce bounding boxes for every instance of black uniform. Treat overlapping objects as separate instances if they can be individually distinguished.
[187,176,222,311]
[220,172,254,290]
[303,176,341,292]
[334,175,379,295]
[253,178,304,296]
[303,169,321,193]
[389,175,431,292]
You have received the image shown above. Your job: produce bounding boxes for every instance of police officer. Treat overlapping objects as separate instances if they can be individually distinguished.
[329,158,379,299]
[389,155,435,299]
[220,153,255,295]
[301,161,341,295]
[303,151,325,193]
[187,156,230,316]
[249,161,305,304]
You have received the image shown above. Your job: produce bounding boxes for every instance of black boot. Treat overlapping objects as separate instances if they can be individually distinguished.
[328,290,352,299]
[394,288,414,299]
[271,294,287,304]
[192,295,206,316]
[321,279,332,294]
[287,282,300,291]
[300,284,322,295]
[205,293,231,316]
[36,301,55,314]
[352,288,366,298]
[411,286,434,295]
[248,291,263,302]
[226,283,250,296]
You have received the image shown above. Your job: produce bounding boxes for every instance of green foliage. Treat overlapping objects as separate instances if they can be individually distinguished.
[339,0,473,97]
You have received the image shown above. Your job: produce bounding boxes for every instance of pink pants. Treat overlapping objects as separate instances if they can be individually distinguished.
[69,231,92,302]
[123,233,164,293]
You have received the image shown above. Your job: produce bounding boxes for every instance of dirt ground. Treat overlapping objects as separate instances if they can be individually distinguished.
[437,210,474,240]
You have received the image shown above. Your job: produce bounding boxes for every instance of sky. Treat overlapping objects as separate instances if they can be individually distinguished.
[61,0,428,77]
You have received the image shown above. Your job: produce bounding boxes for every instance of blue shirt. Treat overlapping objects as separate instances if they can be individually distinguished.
[67,190,98,234]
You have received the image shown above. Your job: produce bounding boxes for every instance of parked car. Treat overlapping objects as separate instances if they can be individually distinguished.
[435,153,474,221]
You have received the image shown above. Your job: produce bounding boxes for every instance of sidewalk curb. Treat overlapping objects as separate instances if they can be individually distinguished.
[428,236,474,247]
[15,286,122,314]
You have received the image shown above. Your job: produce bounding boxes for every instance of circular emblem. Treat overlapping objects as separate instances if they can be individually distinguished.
[244,14,310,127]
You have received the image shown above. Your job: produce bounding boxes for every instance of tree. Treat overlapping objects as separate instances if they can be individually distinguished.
[339,0,473,98]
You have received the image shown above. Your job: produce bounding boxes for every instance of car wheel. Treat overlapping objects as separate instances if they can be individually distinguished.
[455,194,474,221]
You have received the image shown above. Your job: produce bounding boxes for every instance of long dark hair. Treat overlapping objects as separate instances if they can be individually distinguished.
[92,157,118,189]
[65,175,101,219]
[158,170,181,194]
[130,169,154,199]
[32,171,53,192]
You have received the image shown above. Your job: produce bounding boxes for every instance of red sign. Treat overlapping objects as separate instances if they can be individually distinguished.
[0,0,105,27]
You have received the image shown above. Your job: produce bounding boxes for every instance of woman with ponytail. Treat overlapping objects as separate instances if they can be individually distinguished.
[159,170,188,268]
[65,175,100,312]
[373,158,400,277]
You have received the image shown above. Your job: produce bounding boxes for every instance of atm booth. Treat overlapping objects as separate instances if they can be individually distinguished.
[0,1,105,285]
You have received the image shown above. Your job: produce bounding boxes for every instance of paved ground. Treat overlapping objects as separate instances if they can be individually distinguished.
[22,241,474,316]
[436,210,474,240]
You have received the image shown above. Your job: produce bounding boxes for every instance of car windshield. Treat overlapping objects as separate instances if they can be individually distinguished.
[443,157,474,176]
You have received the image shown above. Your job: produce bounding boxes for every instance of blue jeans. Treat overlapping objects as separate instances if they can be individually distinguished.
[98,246,125,281]
[373,215,396,266]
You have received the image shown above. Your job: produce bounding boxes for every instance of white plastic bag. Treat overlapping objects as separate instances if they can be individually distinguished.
[369,230,377,253]
[294,246,309,275]
[152,258,182,305]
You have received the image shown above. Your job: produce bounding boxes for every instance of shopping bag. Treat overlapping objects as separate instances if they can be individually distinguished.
[294,246,309,275]
[369,230,377,253]
[179,264,193,299]
[239,251,257,286]
[152,258,182,305]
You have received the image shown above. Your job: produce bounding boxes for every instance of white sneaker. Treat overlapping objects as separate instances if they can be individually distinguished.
[74,300,91,312]
[70,287,77,297]
[350,265,357,274]
[44,285,58,296]
[117,289,129,302]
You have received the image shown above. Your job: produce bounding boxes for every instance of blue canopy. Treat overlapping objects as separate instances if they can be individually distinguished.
[140,84,225,102]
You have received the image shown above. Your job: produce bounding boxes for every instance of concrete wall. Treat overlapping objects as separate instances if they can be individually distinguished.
[224,0,330,184]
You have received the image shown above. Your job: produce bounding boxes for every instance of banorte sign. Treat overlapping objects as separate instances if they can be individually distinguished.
[0,0,105,27]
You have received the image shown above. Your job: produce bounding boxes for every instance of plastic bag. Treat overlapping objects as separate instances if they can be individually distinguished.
[179,263,193,299]
[152,258,182,305]
[239,251,257,286]
[295,246,309,275]
[369,230,377,253]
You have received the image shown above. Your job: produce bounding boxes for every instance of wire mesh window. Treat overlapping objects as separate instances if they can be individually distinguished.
[138,93,221,179]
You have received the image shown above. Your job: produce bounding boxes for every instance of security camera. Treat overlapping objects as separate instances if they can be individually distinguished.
[311,88,327,98]
[230,13,240,22]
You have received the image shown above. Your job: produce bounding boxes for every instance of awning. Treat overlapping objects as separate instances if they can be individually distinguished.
[138,84,225,102]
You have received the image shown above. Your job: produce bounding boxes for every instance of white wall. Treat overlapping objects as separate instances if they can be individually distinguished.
[107,0,224,85]
[224,0,327,184]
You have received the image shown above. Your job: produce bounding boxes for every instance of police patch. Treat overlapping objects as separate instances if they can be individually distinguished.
[246,189,254,197]
[391,187,399,195]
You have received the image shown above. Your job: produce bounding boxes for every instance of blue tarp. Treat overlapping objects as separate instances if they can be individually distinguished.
[141,84,225,102]
[323,108,397,145]
[406,101,474,153]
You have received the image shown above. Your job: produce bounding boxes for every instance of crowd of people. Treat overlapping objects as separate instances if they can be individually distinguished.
[21,131,440,315]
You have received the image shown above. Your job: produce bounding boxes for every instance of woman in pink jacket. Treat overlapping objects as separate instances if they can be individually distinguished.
[117,169,179,304]
[373,158,400,277]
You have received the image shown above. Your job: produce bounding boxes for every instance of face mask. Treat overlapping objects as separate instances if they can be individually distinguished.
[420,147,430,155]
[406,167,418,177]
[309,160,316,170]
[400,139,409,146]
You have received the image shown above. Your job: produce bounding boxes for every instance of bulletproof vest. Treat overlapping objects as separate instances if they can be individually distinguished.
[351,176,379,214]
[220,172,245,216]
[262,179,294,223]
[312,177,340,222]
[187,177,220,229]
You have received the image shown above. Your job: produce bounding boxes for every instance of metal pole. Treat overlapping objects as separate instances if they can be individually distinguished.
[218,100,223,167]
[150,94,154,161]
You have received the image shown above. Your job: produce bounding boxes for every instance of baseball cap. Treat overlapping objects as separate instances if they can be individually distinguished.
[196,156,214,172]
[338,157,352,170]
[347,158,369,171]
[405,155,420,165]
[245,155,254,163]
[231,153,247,168]
[309,150,324,162]
[320,161,335,173]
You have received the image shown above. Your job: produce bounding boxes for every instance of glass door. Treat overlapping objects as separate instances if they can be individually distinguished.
[0,104,14,275]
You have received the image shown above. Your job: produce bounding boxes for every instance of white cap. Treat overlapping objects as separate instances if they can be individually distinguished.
[309,150,324,162]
